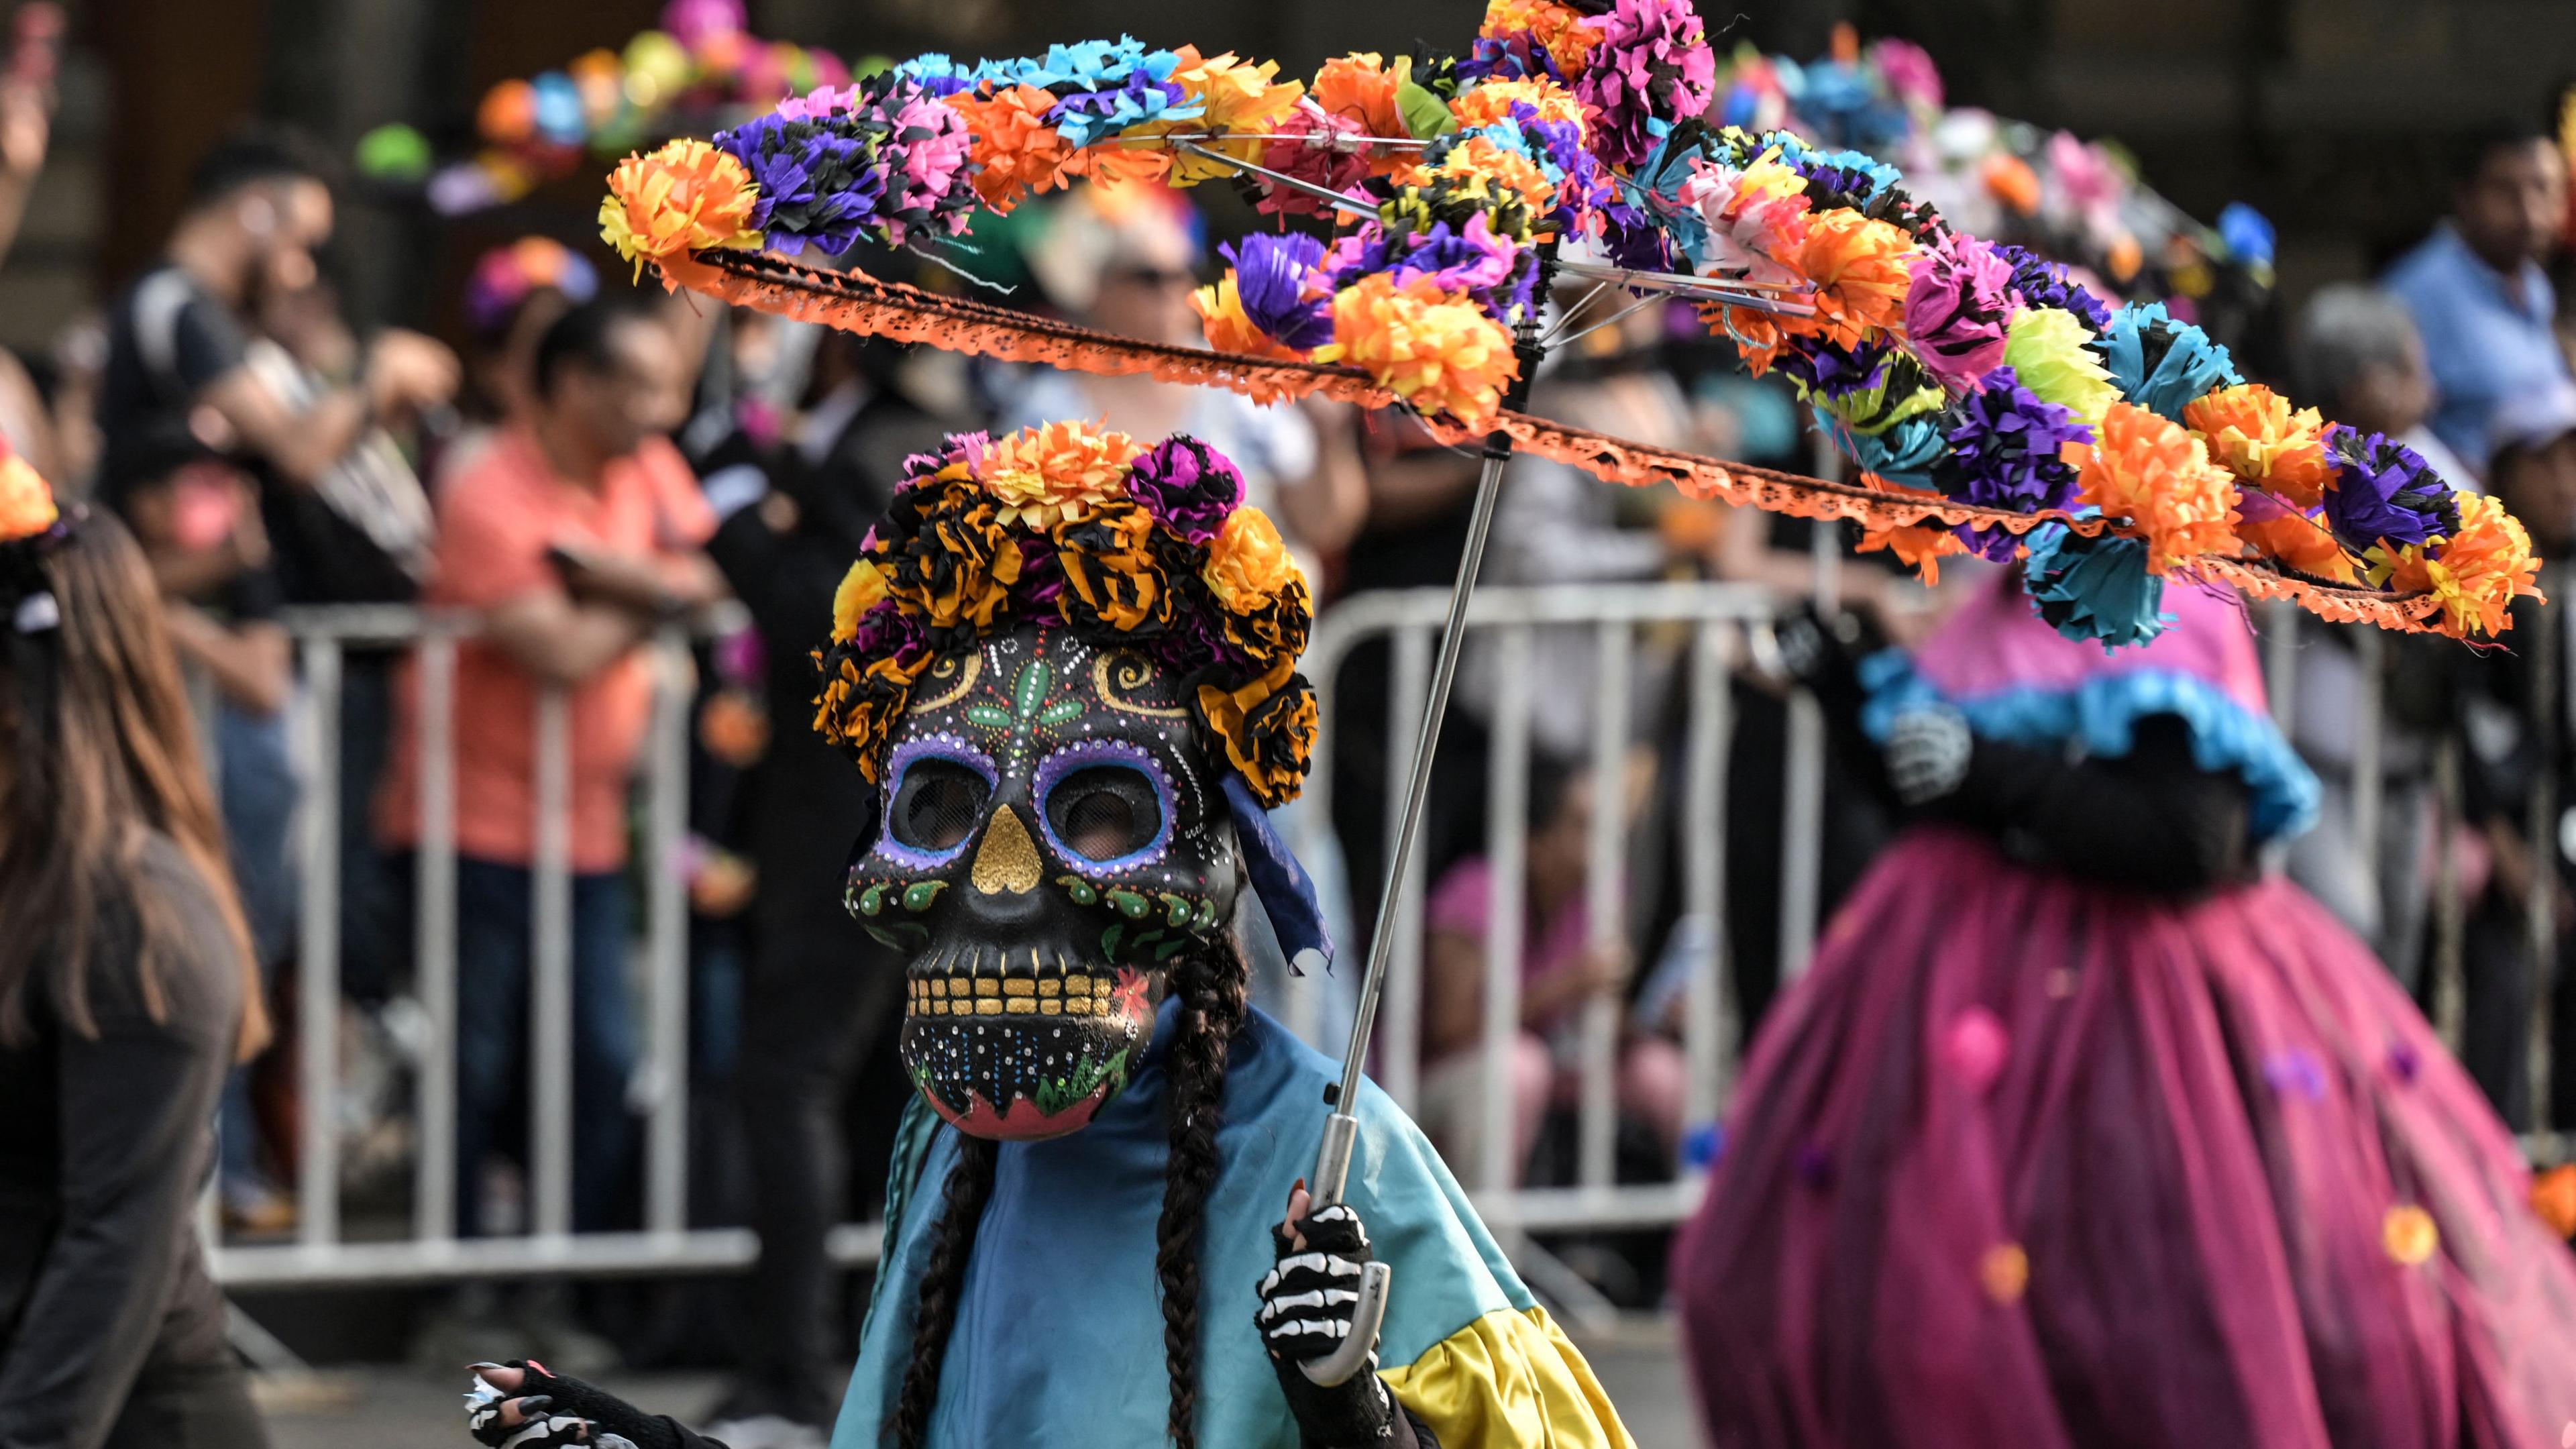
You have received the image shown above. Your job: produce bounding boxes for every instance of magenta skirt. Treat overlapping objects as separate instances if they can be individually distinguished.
[1675,828,2576,1449]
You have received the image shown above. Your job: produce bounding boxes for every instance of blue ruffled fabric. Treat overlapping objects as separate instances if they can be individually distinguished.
[1858,649,2321,844]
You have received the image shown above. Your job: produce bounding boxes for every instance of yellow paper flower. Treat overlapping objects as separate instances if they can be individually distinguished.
[1449,76,1587,133]
[2004,307,2119,429]
[2077,402,2241,574]
[1314,274,1521,428]
[2381,1204,2439,1267]
[0,450,57,543]
[2183,384,2332,509]
[1052,501,1173,635]
[2367,492,2544,637]
[830,559,888,643]
[1161,48,1306,182]
[1426,135,1557,217]
[1195,655,1319,806]
[599,138,763,279]
[814,650,933,783]
[981,420,1144,530]
[1203,506,1305,612]
[1193,277,1310,362]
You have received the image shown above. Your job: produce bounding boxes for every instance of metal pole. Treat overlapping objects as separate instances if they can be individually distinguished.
[531,689,576,1240]
[297,639,343,1247]
[1379,625,1434,1111]
[2351,624,2385,945]
[1578,621,1631,1189]
[1777,432,1839,984]
[643,629,692,1236]
[1480,627,1536,1197]
[2432,737,2467,1053]
[1682,623,1735,1131]
[414,633,458,1241]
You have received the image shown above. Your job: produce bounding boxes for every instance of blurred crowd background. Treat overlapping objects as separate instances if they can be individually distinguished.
[8,0,2576,1444]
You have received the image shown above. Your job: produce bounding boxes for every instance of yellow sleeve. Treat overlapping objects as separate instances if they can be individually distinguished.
[1379,1305,1635,1449]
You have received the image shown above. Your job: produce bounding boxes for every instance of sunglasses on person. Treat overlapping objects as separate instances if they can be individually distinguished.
[1105,263,1195,289]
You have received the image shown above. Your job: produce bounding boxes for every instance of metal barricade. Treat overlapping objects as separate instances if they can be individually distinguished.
[207,603,896,1287]
[1289,582,1803,1234]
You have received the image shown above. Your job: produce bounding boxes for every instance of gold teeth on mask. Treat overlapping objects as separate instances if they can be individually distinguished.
[906,950,1116,1018]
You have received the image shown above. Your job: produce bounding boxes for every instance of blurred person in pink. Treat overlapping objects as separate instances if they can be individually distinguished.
[378,297,724,1242]
[1674,570,2576,1448]
[1415,756,1686,1183]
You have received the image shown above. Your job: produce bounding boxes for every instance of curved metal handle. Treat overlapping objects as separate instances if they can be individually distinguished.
[1296,1260,1391,1387]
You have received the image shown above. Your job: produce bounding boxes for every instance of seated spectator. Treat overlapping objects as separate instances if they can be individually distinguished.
[1416,756,1684,1183]
[378,297,725,1242]
[2383,123,2570,478]
[106,420,297,1234]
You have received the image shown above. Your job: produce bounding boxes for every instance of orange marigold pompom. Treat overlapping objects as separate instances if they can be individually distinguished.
[0,449,56,543]
[1796,209,1919,352]
[599,138,763,279]
[1315,274,1521,427]
[2184,383,2333,508]
[1203,506,1306,612]
[2077,402,2241,574]
[946,83,1077,212]
[1312,53,1406,140]
[2367,491,2543,637]
[982,420,1143,531]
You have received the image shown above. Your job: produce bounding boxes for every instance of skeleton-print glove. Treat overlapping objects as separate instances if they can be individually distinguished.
[465,1361,725,1449]
[1884,704,1973,806]
[1256,1201,1410,1448]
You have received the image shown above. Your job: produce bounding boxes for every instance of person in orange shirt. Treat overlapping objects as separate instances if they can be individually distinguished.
[380,297,724,1239]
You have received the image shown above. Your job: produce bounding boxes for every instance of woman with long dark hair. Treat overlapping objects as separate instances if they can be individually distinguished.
[0,451,272,1449]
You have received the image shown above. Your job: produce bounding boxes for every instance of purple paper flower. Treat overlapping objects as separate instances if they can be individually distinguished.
[1223,234,1334,352]
[2322,425,2458,551]
[1933,366,2088,559]
[1574,0,1716,168]
[1124,435,1245,546]
[845,598,925,663]
[855,80,976,247]
[1905,236,2019,388]
[1330,212,1538,329]
[716,113,883,257]
[1775,335,1893,405]
[1994,244,2112,333]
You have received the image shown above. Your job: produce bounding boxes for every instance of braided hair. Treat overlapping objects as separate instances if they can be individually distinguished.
[885,940,1250,1449]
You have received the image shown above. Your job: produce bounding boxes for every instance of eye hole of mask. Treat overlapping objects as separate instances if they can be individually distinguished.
[1044,764,1165,863]
[891,758,991,853]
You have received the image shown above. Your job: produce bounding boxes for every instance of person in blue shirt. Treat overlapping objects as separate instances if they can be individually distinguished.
[2384,123,2570,477]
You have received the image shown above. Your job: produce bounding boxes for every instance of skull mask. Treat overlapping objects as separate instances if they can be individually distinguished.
[847,622,1240,1140]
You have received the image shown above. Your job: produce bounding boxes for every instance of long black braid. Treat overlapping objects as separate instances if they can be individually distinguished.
[886,1132,1000,1449]
[1155,941,1249,1449]
[883,941,1249,1449]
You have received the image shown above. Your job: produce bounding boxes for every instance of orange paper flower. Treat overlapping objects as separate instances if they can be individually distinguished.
[2184,384,2332,508]
[983,420,1144,530]
[1478,0,1605,76]
[2533,1165,2576,1240]
[599,138,763,279]
[1312,53,1405,140]
[1982,153,2041,216]
[2234,498,2357,585]
[2078,402,2241,574]
[945,83,1077,213]
[1203,506,1305,612]
[1853,477,1967,584]
[2367,492,2542,637]
[1449,76,1587,133]
[1794,209,1919,352]
[0,449,56,543]
[1315,274,1521,427]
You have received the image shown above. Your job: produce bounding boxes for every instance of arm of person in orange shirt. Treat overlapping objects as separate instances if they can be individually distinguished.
[482,588,654,690]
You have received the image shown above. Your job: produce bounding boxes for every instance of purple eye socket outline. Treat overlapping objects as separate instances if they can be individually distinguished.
[877,733,1001,871]
[1032,737,1175,878]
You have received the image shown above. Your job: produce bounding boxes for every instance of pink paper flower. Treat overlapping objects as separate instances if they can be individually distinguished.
[1574,0,1716,168]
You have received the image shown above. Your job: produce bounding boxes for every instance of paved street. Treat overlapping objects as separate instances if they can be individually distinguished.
[257,1317,1699,1448]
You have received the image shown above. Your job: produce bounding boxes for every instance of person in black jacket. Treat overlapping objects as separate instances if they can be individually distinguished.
[0,460,270,1448]
[696,326,972,1442]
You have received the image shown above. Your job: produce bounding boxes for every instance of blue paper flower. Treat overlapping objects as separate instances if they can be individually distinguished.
[2021,524,2169,650]
[1841,411,1945,490]
[1994,244,2112,333]
[2097,302,2243,422]
[1935,366,2090,559]
[2218,203,2275,269]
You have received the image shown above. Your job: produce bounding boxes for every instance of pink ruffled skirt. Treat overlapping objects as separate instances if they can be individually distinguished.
[1676,828,2576,1449]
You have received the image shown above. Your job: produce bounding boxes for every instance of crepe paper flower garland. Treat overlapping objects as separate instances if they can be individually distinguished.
[604,0,2540,646]
[814,423,1317,808]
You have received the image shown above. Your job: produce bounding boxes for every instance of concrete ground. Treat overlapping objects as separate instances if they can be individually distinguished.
[256,1316,1698,1448]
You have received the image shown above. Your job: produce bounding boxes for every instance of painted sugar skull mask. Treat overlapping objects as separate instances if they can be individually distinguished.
[814,423,1325,1141]
[847,624,1240,1138]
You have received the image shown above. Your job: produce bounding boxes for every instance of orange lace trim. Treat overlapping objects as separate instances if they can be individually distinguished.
[661,253,2464,639]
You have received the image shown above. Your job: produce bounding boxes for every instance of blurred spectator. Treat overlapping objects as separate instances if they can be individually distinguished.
[376,297,724,1247]
[445,236,600,485]
[697,325,964,1444]
[2280,286,2467,981]
[2459,380,2576,1129]
[1416,757,1684,1183]
[0,504,272,1449]
[105,421,299,1235]
[0,9,60,482]
[1004,184,1368,576]
[2385,123,2571,477]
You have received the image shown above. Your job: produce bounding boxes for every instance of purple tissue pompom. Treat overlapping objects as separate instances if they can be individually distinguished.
[1905,237,2019,388]
[1574,0,1716,168]
[1992,244,2112,333]
[1125,435,1245,547]
[1933,366,2089,559]
[2322,425,2459,551]
[1222,234,1334,352]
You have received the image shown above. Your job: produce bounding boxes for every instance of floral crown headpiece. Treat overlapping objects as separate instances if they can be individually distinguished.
[814,420,1319,807]
[0,439,66,635]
